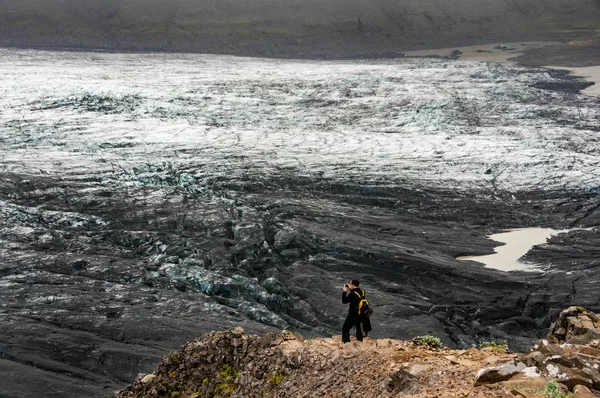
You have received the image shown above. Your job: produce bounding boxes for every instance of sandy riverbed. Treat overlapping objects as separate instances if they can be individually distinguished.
[405,41,548,65]
[405,41,600,97]
[542,65,600,97]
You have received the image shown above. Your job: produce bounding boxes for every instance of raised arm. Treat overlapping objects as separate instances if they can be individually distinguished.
[342,291,349,303]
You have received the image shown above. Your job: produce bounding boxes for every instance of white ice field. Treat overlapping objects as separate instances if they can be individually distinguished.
[1,48,599,193]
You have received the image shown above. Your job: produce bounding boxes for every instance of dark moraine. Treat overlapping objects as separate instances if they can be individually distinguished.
[2,171,600,397]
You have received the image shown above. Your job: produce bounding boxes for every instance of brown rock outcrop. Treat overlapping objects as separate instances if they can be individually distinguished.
[115,330,518,398]
[548,306,600,346]
[115,308,600,398]
[474,307,600,396]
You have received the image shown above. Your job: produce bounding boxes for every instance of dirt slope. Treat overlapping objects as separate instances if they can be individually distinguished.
[1,0,599,57]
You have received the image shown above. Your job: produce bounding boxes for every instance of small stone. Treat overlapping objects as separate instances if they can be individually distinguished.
[445,355,458,363]
[140,374,156,383]
[381,376,396,393]
[387,369,421,394]
[328,351,340,363]
[522,351,545,367]
[281,330,304,342]
[484,355,501,365]
[407,363,430,376]
[289,355,302,368]
[231,327,245,336]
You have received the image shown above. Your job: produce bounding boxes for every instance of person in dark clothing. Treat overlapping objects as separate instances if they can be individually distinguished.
[342,279,367,343]
[362,306,372,337]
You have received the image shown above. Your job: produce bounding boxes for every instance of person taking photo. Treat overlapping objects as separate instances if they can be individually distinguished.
[341,279,371,343]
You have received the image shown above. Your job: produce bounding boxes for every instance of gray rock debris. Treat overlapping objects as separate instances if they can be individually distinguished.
[475,307,600,394]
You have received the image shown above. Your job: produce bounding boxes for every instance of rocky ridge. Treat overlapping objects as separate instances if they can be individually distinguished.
[115,307,600,397]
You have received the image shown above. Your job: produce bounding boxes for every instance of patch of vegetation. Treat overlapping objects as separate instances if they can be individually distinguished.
[214,364,238,396]
[268,374,285,386]
[412,335,443,349]
[215,382,237,395]
[540,381,569,398]
[479,340,508,350]
[514,380,569,398]
[219,364,235,378]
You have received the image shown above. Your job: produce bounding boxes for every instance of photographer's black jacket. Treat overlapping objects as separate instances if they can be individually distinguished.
[342,287,364,315]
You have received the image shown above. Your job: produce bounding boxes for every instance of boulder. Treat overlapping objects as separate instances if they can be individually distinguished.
[474,361,526,385]
[550,363,593,390]
[548,307,600,344]
[573,385,597,398]
[386,368,421,395]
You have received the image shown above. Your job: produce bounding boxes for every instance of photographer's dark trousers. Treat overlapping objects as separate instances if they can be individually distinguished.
[342,313,363,343]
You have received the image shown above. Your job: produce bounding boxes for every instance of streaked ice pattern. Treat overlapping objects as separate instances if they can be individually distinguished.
[1,49,599,192]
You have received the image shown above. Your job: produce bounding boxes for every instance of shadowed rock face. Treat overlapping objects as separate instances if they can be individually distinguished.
[1,0,599,57]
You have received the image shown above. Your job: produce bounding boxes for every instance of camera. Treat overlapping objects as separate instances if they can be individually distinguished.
[344,284,349,288]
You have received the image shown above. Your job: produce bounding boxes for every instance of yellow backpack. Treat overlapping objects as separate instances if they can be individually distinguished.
[354,289,373,317]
